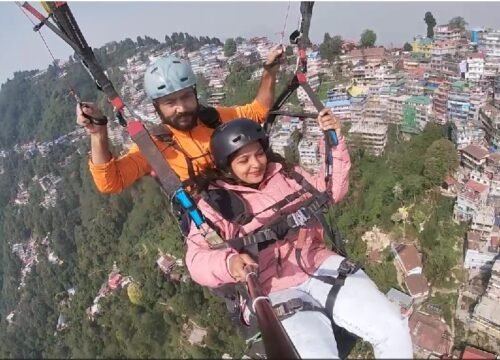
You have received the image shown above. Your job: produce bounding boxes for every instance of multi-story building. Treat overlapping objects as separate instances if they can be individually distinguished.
[412,36,433,58]
[402,96,432,133]
[466,53,486,82]
[472,260,500,338]
[348,122,388,156]
[350,95,367,123]
[432,40,458,57]
[269,130,292,157]
[325,99,351,121]
[387,95,410,124]
[468,87,488,122]
[479,104,500,149]
[447,81,470,124]
[435,25,462,41]
[453,179,490,222]
[478,30,500,76]
[450,122,486,150]
[459,144,490,171]
[433,81,450,125]
[406,79,426,96]
[470,206,496,238]
[464,231,498,271]
[364,98,386,122]
[298,138,320,172]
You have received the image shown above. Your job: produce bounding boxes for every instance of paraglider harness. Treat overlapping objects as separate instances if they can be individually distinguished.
[196,166,360,359]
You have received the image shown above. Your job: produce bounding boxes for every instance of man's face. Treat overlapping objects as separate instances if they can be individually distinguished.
[155,87,198,130]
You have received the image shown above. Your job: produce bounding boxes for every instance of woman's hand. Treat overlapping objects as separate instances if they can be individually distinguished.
[228,253,258,282]
[317,108,341,137]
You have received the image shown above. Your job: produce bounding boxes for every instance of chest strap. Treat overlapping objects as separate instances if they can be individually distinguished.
[209,192,331,251]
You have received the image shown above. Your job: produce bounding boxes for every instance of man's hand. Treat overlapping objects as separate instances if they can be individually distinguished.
[263,45,285,75]
[76,102,107,136]
[317,108,342,137]
[228,253,258,282]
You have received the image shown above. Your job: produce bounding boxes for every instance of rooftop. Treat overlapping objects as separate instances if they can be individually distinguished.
[461,346,496,359]
[465,179,489,194]
[395,243,422,272]
[461,144,490,160]
[409,311,452,355]
[386,288,413,308]
[325,99,351,108]
[407,95,432,106]
[474,296,500,326]
[405,274,430,297]
[349,122,388,135]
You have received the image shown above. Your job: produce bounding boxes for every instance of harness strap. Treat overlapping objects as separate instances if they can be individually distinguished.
[288,169,347,256]
[273,297,328,321]
[214,193,331,251]
[295,228,360,290]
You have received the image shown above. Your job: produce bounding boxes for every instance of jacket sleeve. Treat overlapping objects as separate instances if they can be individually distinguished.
[295,135,351,203]
[88,143,152,194]
[216,99,269,124]
[185,201,238,288]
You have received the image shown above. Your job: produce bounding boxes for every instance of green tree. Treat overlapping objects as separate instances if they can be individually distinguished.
[319,33,343,61]
[360,29,377,48]
[424,11,437,38]
[224,38,237,57]
[403,42,413,52]
[448,16,468,32]
[423,138,458,186]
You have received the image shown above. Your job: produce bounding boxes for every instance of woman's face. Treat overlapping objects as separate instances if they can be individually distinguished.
[229,141,268,185]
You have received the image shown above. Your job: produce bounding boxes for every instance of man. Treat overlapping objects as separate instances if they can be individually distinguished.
[77,46,283,193]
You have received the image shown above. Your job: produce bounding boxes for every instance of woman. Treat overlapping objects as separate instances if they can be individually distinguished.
[185,110,413,359]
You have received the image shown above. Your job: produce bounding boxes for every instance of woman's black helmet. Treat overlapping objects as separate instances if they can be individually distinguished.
[210,118,269,169]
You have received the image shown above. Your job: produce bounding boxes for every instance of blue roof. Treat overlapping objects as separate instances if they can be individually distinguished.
[325,99,351,107]
[308,51,320,60]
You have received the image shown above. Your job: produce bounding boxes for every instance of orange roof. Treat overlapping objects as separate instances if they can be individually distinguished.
[461,145,489,160]
[465,180,488,194]
[405,274,430,296]
[409,311,452,355]
[461,346,496,359]
[395,243,422,272]
[445,176,457,186]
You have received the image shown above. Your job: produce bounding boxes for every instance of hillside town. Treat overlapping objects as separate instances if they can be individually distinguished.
[96,24,500,359]
[1,13,500,360]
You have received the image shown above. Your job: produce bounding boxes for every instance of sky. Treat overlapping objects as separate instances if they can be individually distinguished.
[2,1,500,86]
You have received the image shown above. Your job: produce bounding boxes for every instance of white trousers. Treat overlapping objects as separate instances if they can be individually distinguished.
[268,255,414,359]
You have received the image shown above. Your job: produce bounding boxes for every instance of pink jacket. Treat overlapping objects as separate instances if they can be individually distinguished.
[185,136,351,294]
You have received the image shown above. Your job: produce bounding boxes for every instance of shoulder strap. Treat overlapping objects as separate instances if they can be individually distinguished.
[127,122,183,195]
[287,168,323,196]
[202,188,253,226]
[198,104,222,129]
[146,124,174,143]
[146,124,201,184]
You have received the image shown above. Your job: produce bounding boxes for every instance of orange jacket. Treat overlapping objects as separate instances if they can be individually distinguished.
[89,100,269,193]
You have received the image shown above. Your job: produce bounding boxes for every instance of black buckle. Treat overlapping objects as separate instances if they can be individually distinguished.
[289,30,301,45]
[338,259,359,277]
[273,298,304,318]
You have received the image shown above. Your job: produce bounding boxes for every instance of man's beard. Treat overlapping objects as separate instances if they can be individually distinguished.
[162,110,198,131]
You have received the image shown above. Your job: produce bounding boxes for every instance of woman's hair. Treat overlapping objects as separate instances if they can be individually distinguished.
[193,148,295,194]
